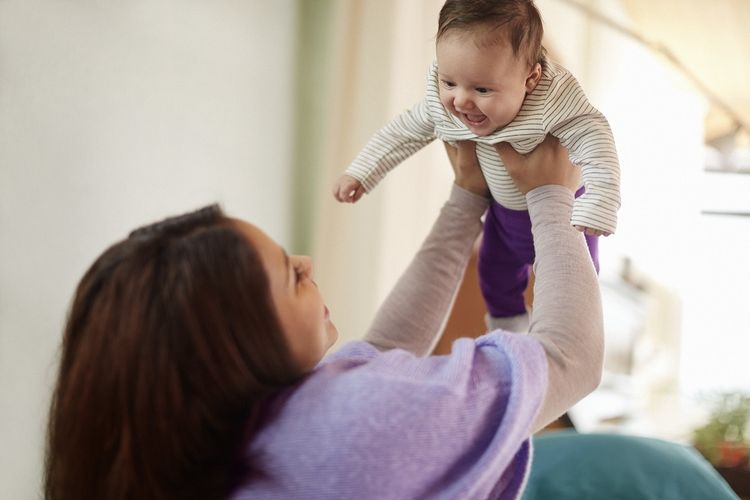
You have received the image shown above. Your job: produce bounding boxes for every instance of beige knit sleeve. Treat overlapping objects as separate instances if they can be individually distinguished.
[525,185,604,431]
[364,184,489,355]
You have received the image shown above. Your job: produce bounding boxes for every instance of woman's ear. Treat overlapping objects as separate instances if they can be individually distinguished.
[525,63,543,93]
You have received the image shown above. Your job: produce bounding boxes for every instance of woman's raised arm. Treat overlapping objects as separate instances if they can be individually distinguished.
[364,142,490,355]
[496,136,604,431]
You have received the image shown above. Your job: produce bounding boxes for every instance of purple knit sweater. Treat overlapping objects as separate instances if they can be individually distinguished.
[232,185,602,499]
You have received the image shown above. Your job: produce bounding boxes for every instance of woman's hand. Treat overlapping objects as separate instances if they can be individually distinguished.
[494,135,581,195]
[443,141,490,198]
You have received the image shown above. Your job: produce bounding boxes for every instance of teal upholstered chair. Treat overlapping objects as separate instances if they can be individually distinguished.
[523,430,739,500]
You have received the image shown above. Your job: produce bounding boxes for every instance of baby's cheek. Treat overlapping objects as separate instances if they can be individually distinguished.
[438,93,452,111]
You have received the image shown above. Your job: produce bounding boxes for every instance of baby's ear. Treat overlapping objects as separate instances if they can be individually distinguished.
[525,63,543,93]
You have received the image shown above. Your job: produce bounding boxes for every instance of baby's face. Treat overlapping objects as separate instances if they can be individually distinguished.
[436,30,540,136]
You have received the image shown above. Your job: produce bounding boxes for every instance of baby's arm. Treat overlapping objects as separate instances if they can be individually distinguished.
[336,98,436,202]
[543,71,621,236]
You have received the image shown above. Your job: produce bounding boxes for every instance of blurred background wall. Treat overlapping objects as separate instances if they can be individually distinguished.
[0,1,297,498]
[1,0,749,497]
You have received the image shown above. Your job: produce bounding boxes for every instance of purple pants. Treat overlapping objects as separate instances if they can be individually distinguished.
[478,187,599,318]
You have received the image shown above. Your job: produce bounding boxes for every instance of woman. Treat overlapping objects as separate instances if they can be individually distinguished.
[45,136,603,499]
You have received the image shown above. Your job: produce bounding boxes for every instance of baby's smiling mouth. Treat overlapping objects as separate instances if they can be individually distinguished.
[462,113,487,125]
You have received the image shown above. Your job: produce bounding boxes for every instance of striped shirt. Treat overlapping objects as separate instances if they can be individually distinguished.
[345,59,621,234]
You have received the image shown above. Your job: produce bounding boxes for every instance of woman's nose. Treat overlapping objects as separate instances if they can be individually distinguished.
[300,255,314,280]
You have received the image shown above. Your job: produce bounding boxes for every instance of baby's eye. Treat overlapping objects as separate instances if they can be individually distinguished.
[475,87,491,94]
[441,80,456,88]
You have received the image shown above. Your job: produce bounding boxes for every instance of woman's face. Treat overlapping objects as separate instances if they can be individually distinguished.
[234,220,338,371]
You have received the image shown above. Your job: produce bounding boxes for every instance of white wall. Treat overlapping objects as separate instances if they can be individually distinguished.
[0,1,298,497]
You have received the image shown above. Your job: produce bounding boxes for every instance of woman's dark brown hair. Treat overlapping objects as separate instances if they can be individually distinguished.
[437,0,546,67]
[45,205,300,500]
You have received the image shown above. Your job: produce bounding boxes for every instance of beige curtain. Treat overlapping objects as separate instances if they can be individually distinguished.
[294,0,450,347]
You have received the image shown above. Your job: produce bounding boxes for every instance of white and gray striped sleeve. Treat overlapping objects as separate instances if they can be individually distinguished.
[543,72,621,235]
[344,98,437,192]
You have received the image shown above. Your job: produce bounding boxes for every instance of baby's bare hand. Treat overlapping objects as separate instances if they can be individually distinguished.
[333,175,365,203]
[574,225,611,237]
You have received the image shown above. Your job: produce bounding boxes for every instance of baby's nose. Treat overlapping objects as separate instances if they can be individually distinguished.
[454,91,474,111]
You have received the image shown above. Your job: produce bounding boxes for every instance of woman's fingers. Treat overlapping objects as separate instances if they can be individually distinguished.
[494,142,523,174]
[443,141,458,167]
[443,141,489,197]
[494,135,580,194]
[444,141,477,172]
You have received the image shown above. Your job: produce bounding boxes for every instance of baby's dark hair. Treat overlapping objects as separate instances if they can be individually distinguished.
[437,0,545,67]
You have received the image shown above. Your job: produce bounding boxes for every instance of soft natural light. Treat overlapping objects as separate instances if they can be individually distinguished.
[539,0,750,439]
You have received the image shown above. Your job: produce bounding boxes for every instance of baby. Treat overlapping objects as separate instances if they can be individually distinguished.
[333,0,620,332]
